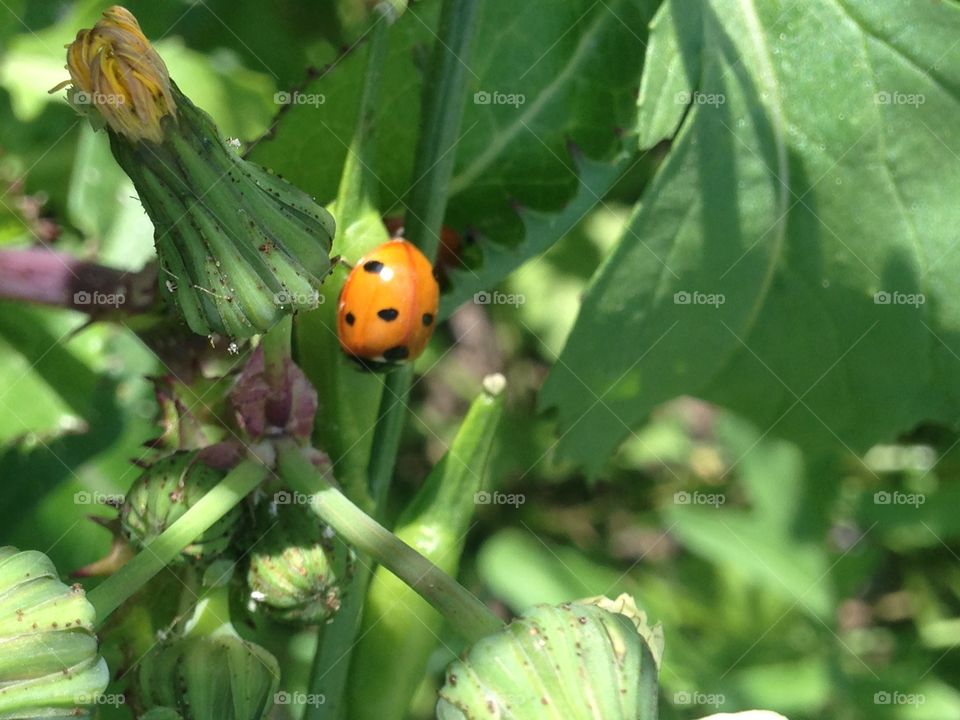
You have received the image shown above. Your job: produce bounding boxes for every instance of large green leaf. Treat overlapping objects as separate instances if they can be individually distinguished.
[251,0,654,308]
[541,0,960,475]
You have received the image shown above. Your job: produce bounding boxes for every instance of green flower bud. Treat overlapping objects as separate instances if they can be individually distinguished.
[246,500,344,624]
[138,581,280,720]
[0,546,109,718]
[121,451,242,561]
[436,594,662,720]
[57,7,335,338]
[139,632,279,720]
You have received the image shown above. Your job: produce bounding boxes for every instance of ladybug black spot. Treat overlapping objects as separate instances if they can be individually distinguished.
[422,313,434,326]
[383,345,410,362]
[363,260,385,274]
[345,312,356,326]
[378,308,400,321]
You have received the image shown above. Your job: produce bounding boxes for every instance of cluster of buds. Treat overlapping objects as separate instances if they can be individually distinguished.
[55,6,335,338]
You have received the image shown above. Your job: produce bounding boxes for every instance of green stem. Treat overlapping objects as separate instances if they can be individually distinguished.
[305,1,480,715]
[368,365,413,512]
[365,0,479,511]
[401,0,479,260]
[88,460,267,625]
[278,441,501,643]
[262,314,293,392]
[302,17,392,719]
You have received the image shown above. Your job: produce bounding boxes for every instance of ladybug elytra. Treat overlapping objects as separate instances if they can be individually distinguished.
[337,239,440,369]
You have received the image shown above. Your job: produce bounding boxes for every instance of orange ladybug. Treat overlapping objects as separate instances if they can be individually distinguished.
[337,239,440,368]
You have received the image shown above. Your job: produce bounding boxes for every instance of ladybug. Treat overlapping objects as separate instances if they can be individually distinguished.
[337,239,440,369]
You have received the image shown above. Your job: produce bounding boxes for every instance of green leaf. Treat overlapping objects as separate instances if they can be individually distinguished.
[666,507,832,619]
[542,0,960,475]
[247,6,431,206]
[251,0,655,309]
[0,304,99,444]
[444,0,653,228]
[440,152,629,317]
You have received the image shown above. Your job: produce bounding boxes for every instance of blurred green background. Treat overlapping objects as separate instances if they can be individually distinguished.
[1,1,959,719]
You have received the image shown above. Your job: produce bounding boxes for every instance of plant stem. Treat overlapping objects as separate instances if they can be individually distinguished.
[88,460,267,625]
[278,441,502,643]
[366,0,479,512]
[0,247,157,316]
[401,0,479,260]
[302,16,392,719]
[305,1,480,714]
[368,365,413,511]
[261,314,293,392]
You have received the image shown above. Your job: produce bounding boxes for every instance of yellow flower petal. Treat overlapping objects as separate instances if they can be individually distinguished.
[59,6,176,143]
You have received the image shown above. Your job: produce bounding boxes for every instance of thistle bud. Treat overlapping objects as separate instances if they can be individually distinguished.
[138,571,280,720]
[0,547,109,718]
[138,630,280,720]
[121,451,242,561]
[55,6,335,337]
[245,500,344,624]
[437,594,662,720]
